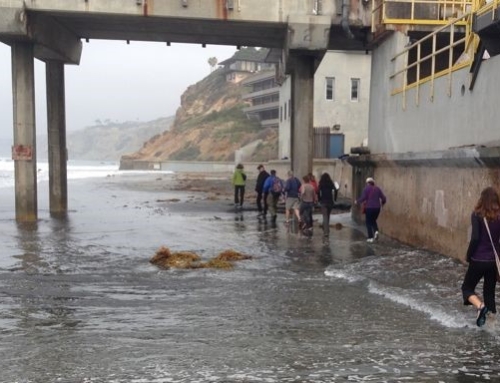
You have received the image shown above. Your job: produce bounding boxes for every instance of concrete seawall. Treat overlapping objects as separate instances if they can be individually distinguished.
[349,146,500,261]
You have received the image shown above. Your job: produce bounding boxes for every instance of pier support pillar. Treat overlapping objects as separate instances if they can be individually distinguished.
[46,61,68,216]
[12,43,37,222]
[290,55,315,179]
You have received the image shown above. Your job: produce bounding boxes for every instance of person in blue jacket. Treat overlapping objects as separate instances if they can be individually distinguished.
[263,169,282,224]
[283,170,301,224]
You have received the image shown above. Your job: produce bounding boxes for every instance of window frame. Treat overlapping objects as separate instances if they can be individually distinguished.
[350,78,360,102]
[325,77,335,101]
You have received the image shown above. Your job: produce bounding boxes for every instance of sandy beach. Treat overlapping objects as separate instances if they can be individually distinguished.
[103,171,352,217]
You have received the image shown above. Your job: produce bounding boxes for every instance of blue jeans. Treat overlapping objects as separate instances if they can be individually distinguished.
[300,201,314,229]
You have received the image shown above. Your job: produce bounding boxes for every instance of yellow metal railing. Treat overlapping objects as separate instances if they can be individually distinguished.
[375,0,500,106]
[389,11,477,106]
[372,0,473,31]
[476,0,500,16]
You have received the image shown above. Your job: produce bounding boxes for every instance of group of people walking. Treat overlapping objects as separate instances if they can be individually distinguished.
[233,163,352,237]
[233,163,388,239]
[233,163,500,327]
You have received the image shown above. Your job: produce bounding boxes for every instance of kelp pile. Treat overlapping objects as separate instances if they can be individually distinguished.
[150,247,252,270]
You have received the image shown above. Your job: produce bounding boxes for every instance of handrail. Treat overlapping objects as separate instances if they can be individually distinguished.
[372,0,473,31]
[388,10,476,106]
[476,0,500,16]
[391,11,472,63]
[374,0,494,106]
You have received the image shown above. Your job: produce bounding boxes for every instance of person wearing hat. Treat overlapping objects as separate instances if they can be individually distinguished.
[355,177,387,242]
[255,164,269,217]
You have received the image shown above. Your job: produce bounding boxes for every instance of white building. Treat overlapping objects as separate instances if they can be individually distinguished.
[278,50,372,160]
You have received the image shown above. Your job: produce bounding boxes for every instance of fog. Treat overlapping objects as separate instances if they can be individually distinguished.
[0,40,236,140]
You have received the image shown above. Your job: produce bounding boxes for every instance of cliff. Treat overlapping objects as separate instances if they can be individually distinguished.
[36,117,174,161]
[121,67,278,163]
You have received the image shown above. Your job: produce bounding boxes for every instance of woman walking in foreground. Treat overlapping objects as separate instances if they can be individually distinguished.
[461,186,500,327]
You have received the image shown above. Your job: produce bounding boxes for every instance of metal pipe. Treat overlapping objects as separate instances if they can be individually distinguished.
[341,0,355,39]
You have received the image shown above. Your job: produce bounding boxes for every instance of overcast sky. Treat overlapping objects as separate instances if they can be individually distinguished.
[0,40,236,140]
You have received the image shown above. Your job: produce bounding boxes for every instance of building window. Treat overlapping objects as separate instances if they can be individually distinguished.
[288,99,291,118]
[280,106,283,122]
[326,77,335,100]
[284,102,287,121]
[351,78,360,101]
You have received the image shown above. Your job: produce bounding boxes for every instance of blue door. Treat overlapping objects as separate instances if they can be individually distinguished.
[329,134,344,158]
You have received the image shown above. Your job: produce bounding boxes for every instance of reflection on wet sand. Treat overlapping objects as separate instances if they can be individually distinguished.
[0,173,498,382]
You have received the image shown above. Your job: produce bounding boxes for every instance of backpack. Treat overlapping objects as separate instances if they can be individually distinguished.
[272,177,283,195]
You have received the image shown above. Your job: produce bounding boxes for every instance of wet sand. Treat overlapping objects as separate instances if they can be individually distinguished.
[105,171,351,216]
[1,171,499,382]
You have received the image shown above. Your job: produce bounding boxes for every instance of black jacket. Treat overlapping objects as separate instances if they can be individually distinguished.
[255,171,270,193]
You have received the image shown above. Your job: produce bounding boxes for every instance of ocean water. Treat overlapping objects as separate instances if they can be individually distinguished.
[0,158,174,189]
[0,161,499,382]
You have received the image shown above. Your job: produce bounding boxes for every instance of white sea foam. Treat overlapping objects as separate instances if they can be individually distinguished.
[366,280,468,328]
[0,157,174,189]
[325,267,470,329]
[324,269,364,284]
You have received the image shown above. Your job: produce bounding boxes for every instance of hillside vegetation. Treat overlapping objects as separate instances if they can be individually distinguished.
[121,67,278,163]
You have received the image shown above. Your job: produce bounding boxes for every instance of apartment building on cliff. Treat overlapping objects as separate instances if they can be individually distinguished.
[241,70,280,129]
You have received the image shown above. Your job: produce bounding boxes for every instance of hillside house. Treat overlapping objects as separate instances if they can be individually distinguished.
[218,47,274,84]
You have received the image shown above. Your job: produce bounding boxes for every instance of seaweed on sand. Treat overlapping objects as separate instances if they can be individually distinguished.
[150,247,252,270]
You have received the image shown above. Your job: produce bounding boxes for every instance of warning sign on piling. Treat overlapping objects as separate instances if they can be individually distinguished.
[12,145,33,161]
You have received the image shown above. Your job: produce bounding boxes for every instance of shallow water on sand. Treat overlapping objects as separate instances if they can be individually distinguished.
[0,174,499,382]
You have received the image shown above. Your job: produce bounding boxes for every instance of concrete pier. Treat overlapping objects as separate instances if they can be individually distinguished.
[291,55,315,179]
[46,61,68,216]
[11,42,37,222]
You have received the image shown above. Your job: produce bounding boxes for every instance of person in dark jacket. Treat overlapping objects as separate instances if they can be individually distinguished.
[461,186,500,327]
[318,172,335,237]
[255,164,269,217]
[355,177,387,242]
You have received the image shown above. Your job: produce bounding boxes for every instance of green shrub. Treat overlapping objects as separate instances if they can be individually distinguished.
[170,144,201,161]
